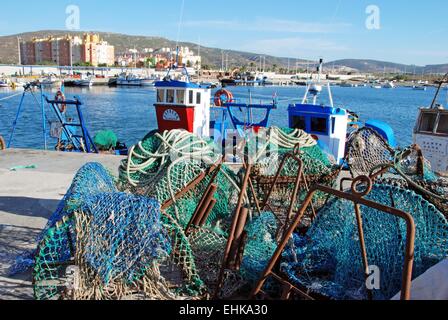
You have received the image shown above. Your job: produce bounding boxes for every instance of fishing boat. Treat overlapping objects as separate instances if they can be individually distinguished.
[413,85,427,91]
[0,78,10,88]
[141,74,163,87]
[154,66,211,138]
[39,75,63,88]
[340,82,357,88]
[383,81,395,89]
[116,73,143,86]
[288,59,396,163]
[413,73,448,175]
[371,85,382,89]
[73,75,94,87]
[7,81,128,155]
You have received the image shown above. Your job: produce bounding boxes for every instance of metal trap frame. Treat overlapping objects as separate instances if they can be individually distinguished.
[250,176,416,301]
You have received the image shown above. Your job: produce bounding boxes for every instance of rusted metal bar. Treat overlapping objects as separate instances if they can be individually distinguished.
[227,207,249,270]
[162,163,220,210]
[191,184,218,227]
[354,203,373,301]
[199,198,217,227]
[214,164,252,299]
[250,177,416,301]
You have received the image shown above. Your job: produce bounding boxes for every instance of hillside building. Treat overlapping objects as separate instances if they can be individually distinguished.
[20,34,115,67]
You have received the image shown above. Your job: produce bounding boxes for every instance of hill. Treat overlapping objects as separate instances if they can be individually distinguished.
[0,30,447,74]
[0,30,310,70]
[326,59,448,75]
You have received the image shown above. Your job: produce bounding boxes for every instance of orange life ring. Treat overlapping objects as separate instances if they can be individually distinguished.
[214,89,234,107]
[55,91,67,113]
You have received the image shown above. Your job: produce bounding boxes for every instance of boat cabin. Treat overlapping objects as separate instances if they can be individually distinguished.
[413,106,448,174]
[288,104,348,163]
[154,79,211,138]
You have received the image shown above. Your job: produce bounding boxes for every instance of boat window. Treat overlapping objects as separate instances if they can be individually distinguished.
[176,90,186,104]
[189,90,194,104]
[196,92,201,104]
[157,89,165,103]
[311,117,327,134]
[436,114,448,134]
[331,117,336,135]
[419,113,437,133]
[166,89,175,103]
[291,116,306,130]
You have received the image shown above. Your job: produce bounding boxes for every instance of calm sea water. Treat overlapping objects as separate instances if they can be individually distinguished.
[0,85,446,150]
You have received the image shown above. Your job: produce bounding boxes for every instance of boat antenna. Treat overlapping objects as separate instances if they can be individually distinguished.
[430,72,448,109]
[176,0,185,49]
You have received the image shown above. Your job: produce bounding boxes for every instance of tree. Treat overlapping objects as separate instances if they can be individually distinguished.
[272,64,278,72]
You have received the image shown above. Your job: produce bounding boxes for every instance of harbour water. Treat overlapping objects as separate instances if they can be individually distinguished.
[0,85,445,149]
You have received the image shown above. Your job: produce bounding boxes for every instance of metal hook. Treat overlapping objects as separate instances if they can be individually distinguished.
[351,175,373,197]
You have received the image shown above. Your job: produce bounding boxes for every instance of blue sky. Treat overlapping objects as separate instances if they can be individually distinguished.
[0,0,447,65]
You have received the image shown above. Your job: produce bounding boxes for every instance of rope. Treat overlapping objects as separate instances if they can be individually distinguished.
[123,130,240,219]
[254,127,317,162]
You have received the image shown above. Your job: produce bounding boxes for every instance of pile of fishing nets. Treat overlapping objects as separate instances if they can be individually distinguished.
[34,192,172,300]
[117,129,241,296]
[243,127,339,231]
[10,162,117,275]
[245,127,336,179]
[280,183,448,300]
[346,127,448,217]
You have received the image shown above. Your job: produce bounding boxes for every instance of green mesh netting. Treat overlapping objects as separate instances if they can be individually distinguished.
[118,129,240,297]
[94,130,118,150]
[281,184,448,300]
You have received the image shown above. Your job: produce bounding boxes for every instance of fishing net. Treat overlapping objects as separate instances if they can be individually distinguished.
[94,130,118,150]
[244,127,338,232]
[10,162,117,275]
[240,212,278,285]
[34,192,174,300]
[345,128,447,217]
[280,184,448,300]
[345,127,394,177]
[118,129,241,297]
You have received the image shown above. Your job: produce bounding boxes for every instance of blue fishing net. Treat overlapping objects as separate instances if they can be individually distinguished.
[9,162,117,275]
[240,212,278,284]
[281,184,448,300]
[80,192,171,285]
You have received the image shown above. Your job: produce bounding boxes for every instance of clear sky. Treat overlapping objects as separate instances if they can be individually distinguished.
[0,0,447,65]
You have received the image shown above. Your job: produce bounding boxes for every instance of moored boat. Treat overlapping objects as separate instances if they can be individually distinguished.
[116,73,143,86]
[413,73,448,176]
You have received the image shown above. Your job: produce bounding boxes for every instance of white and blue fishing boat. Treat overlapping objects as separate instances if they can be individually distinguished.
[288,59,396,163]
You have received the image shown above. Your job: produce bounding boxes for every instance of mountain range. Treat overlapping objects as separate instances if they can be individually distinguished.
[0,30,447,74]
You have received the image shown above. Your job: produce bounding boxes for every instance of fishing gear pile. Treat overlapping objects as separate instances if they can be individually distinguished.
[281,183,448,300]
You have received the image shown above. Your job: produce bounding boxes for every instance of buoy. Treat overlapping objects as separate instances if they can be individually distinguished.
[55,91,67,113]
[214,89,234,107]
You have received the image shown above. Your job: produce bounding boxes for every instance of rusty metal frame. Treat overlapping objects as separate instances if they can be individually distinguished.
[161,162,221,211]
[213,163,253,299]
[259,144,316,238]
[185,162,223,234]
[250,176,416,301]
